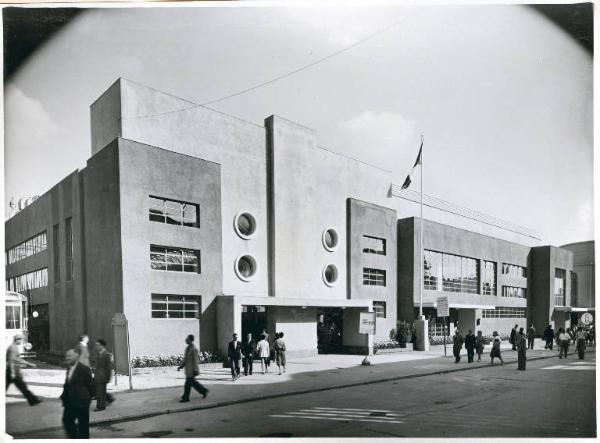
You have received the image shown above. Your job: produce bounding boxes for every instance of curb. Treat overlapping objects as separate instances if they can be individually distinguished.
[12,350,592,438]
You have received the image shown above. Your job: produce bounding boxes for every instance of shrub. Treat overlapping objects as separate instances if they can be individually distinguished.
[374,339,403,351]
[390,321,415,347]
[131,351,222,368]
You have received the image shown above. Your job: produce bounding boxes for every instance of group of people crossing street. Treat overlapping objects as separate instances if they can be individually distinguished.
[227,331,287,379]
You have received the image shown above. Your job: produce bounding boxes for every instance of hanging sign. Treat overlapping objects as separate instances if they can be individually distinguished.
[359,312,377,335]
[436,296,449,317]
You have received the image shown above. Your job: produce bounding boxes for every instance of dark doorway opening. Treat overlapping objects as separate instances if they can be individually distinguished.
[242,305,266,341]
[317,308,343,354]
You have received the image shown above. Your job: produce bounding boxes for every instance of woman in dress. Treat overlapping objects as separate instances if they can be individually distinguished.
[490,331,504,365]
[256,334,270,374]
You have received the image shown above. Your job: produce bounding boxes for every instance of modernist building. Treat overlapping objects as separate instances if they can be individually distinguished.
[561,241,595,324]
[5,79,576,367]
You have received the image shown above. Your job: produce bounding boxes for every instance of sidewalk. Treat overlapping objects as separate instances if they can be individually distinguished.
[5,342,592,437]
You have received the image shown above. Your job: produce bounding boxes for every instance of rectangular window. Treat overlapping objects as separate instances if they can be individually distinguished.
[151,294,200,319]
[150,245,200,273]
[6,268,49,293]
[5,306,21,330]
[373,301,386,318]
[424,250,479,294]
[502,286,527,299]
[554,268,566,306]
[149,196,199,228]
[501,263,527,278]
[65,218,73,281]
[363,268,386,286]
[53,224,60,283]
[482,261,497,295]
[362,235,386,255]
[6,231,47,265]
[481,307,526,318]
[571,271,578,306]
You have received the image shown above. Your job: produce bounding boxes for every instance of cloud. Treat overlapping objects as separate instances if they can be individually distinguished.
[323,110,418,177]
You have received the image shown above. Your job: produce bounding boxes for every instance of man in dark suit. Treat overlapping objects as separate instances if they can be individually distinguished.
[228,333,242,381]
[61,349,95,439]
[93,339,114,411]
[241,333,256,376]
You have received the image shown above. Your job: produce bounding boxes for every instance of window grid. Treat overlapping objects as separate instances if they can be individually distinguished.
[65,218,73,281]
[149,196,199,228]
[373,301,386,318]
[502,263,527,278]
[482,261,496,295]
[362,235,386,255]
[363,268,386,286]
[554,268,566,306]
[53,225,60,283]
[6,231,47,265]
[423,250,479,294]
[481,307,526,318]
[151,294,199,319]
[5,306,21,330]
[502,286,527,299]
[6,268,49,292]
[150,245,200,273]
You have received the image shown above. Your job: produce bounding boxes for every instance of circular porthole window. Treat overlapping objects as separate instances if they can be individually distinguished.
[322,228,339,251]
[234,212,257,239]
[322,264,338,287]
[235,254,258,282]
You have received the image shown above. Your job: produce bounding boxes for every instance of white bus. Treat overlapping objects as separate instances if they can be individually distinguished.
[5,291,30,352]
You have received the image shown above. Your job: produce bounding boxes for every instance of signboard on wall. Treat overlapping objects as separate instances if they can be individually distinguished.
[436,296,449,317]
[359,312,376,335]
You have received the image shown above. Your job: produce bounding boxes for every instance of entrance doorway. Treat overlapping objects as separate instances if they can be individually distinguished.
[317,308,343,354]
[241,306,266,340]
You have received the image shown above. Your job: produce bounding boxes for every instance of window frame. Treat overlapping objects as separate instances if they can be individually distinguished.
[361,235,386,256]
[149,196,200,228]
[150,245,201,274]
[373,301,387,318]
[151,294,200,319]
[363,268,386,287]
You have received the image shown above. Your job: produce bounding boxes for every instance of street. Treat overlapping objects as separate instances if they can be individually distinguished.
[20,354,595,438]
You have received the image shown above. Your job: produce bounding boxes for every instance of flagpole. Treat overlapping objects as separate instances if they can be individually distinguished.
[419,135,424,319]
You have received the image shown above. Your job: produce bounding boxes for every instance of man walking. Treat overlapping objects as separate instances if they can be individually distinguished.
[6,334,40,406]
[177,334,208,402]
[241,333,256,376]
[93,339,114,411]
[527,324,536,350]
[75,335,90,367]
[558,328,570,359]
[452,330,464,363]
[61,349,95,438]
[464,330,476,363]
[543,324,555,350]
[516,327,527,370]
[228,333,242,381]
[510,324,518,351]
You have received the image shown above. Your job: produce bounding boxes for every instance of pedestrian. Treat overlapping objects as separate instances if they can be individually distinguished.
[241,333,256,376]
[558,328,569,359]
[256,334,270,374]
[543,324,554,350]
[93,339,114,411]
[527,324,536,349]
[5,334,41,406]
[75,334,91,367]
[177,334,208,402]
[490,331,504,365]
[516,328,527,370]
[576,327,587,360]
[589,325,595,346]
[464,330,476,363]
[509,324,518,351]
[270,333,278,368]
[60,349,95,439]
[274,332,287,375]
[452,330,464,363]
[475,330,485,362]
[227,333,242,381]
[567,327,575,346]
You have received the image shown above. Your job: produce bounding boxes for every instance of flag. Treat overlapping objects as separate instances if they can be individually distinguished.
[400,141,422,190]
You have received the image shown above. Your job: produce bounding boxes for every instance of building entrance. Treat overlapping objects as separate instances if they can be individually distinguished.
[317,308,343,354]
[241,306,266,340]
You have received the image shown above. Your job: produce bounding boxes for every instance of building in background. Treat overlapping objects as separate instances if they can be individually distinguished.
[5,78,577,365]
[561,240,595,325]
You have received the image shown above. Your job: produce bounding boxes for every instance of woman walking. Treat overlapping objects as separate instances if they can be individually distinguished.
[256,334,270,374]
[452,330,464,363]
[475,330,485,362]
[490,331,504,365]
[274,332,287,375]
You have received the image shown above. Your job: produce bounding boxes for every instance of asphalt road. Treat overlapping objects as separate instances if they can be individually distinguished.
[26,354,596,438]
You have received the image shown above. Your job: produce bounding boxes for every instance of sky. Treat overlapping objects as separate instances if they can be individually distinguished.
[3,3,594,246]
